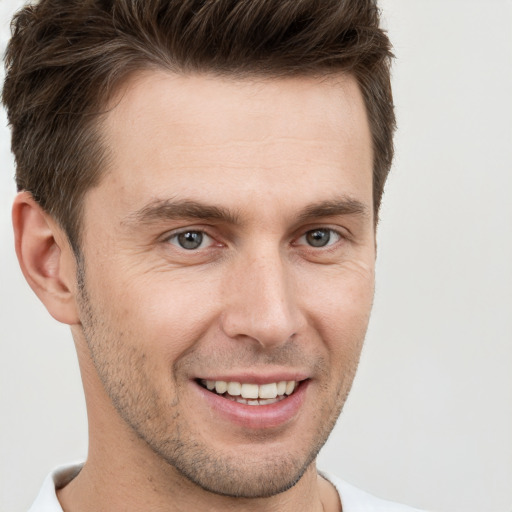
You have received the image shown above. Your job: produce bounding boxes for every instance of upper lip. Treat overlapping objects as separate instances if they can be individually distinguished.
[194,372,309,385]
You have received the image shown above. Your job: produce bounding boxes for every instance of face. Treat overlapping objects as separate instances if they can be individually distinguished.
[74,71,375,498]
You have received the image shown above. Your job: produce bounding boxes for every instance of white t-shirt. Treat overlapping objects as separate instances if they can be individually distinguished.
[29,463,425,511]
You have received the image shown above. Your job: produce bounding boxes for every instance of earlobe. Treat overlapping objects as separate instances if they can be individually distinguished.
[12,191,80,325]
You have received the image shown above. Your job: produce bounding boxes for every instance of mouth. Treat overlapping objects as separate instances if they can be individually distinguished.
[197,379,300,406]
[194,376,309,429]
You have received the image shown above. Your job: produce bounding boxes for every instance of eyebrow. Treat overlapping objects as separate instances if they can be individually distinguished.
[296,197,370,223]
[124,198,241,226]
[124,195,370,227]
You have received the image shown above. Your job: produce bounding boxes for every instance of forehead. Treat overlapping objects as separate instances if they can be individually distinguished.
[107,69,366,128]
[93,70,373,220]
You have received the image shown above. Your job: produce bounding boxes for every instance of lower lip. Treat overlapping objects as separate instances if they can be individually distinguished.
[194,381,309,430]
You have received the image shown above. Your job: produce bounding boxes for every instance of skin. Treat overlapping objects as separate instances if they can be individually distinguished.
[13,71,375,512]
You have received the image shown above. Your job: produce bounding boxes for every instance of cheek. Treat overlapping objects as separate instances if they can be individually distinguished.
[95,269,223,358]
[300,261,375,352]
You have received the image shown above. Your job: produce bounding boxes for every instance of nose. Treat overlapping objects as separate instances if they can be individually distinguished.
[220,246,305,349]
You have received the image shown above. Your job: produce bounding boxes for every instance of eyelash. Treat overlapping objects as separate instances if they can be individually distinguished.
[294,228,342,249]
[166,230,216,251]
[165,227,345,251]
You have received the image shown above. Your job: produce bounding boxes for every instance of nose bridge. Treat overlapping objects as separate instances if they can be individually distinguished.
[221,242,302,347]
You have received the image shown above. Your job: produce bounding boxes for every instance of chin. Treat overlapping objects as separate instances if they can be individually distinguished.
[166,448,318,499]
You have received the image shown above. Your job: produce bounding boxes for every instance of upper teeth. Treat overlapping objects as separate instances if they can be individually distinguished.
[204,380,297,399]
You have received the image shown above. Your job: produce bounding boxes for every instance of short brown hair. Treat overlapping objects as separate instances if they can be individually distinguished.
[2,0,395,252]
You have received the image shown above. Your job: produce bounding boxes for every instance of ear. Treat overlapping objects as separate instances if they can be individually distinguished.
[12,191,80,325]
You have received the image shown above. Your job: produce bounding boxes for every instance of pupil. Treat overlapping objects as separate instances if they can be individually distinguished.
[306,229,330,247]
[178,231,203,250]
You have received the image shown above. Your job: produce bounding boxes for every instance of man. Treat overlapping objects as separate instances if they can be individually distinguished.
[2,1,424,510]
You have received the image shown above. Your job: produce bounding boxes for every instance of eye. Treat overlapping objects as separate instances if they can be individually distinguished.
[167,230,213,250]
[297,228,341,248]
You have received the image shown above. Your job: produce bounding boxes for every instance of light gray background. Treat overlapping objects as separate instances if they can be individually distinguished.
[1,1,511,511]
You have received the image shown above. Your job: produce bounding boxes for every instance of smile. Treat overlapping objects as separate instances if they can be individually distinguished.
[199,379,299,406]
[194,376,308,429]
